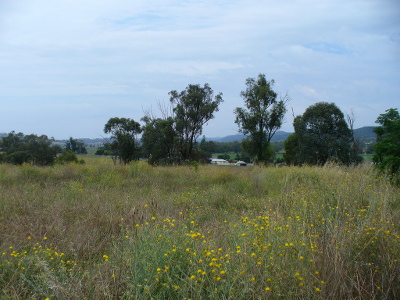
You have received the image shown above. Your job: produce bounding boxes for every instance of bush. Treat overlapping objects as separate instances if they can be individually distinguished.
[56,150,85,165]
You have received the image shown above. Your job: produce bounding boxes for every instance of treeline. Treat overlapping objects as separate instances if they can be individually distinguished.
[0,134,87,166]
[95,139,243,160]
[0,132,60,166]
[94,75,288,165]
[94,74,398,178]
[95,75,368,167]
[1,74,398,178]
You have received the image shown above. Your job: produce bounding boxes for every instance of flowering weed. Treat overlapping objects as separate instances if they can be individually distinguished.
[0,161,398,299]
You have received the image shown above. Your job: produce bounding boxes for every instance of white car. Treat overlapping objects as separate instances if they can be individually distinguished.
[235,160,247,166]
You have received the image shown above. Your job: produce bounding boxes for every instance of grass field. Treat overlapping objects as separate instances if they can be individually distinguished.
[0,159,399,299]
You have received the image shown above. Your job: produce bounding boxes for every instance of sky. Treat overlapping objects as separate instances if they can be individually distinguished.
[1,0,399,140]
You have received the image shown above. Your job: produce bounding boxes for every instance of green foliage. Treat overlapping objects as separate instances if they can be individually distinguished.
[284,133,299,165]
[0,131,59,166]
[241,138,276,163]
[270,140,284,152]
[141,117,180,165]
[56,150,85,165]
[104,117,142,165]
[373,108,400,177]
[234,74,287,164]
[294,102,361,165]
[199,136,216,156]
[199,137,242,157]
[66,137,87,154]
[217,153,231,160]
[94,148,105,155]
[169,83,223,161]
[94,144,113,156]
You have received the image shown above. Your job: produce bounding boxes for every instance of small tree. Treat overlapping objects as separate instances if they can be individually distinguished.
[104,117,142,165]
[234,74,287,164]
[141,117,179,165]
[169,83,223,161]
[373,108,400,176]
[56,150,85,164]
[66,137,87,154]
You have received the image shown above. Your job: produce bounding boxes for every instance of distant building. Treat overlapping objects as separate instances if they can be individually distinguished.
[209,158,230,165]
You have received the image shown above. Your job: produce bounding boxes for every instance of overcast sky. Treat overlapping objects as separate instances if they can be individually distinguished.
[1,0,399,139]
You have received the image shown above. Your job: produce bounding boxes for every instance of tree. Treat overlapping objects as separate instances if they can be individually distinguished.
[293,102,361,165]
[104,117,142,165]
[199,136,217,156]
[169,83,223,161]
[66,137,87,154]
[0,131,60,165]
[94,143,113,156]
[234,74,287,164]
[284,133,299,165]
[373,108,400,176]
[141,117,179,165]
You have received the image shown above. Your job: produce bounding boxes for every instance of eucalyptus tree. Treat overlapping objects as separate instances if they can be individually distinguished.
[141,116,179,165]
[66,137,87,154]
[104,117,142,165]
[169,83,223,161]
[234,74,287,164]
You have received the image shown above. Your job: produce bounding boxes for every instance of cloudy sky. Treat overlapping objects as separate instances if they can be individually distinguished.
[1,0,399,139]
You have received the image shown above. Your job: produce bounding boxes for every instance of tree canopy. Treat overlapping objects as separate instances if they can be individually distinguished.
[0,132,60,165]
[373,108,400,177]
[169,83,223,161]
[293,102,361,165]
[104,117,142,165]
[234,74,287,164]
[283,133,299,165]
[141,117,179,165]
[66,137,87,154]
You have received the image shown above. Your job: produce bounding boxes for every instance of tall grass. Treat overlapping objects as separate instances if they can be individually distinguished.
[0,160,399,299]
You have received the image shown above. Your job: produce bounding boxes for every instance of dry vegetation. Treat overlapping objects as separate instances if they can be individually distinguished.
[0,159,399,299]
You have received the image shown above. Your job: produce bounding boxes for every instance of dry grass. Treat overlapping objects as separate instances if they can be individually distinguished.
[0,160,399,299]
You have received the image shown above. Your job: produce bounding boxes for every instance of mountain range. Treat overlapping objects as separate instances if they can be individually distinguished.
[206,126,377,143]
[1,126,377,145]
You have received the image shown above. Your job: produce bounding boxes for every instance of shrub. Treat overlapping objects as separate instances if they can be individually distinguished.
[56,150,84,165]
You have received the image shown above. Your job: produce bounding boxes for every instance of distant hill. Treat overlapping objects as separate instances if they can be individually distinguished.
[207,127,377,143]
[353,126,376,140]
[207,131,292,143]
[2,126,377,145]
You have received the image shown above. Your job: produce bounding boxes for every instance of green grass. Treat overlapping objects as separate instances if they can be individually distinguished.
[360,153,374,160]
[0,159,399,299]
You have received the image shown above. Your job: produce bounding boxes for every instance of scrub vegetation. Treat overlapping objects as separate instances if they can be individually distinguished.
[1,159,399,299]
